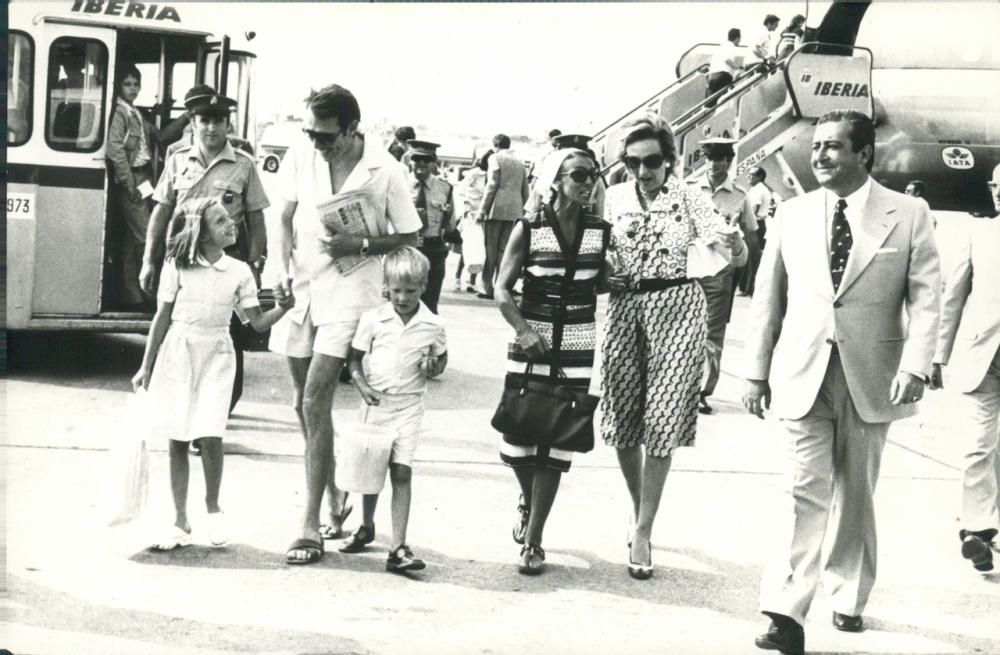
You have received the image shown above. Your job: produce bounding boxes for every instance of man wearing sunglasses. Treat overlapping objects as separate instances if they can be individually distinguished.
[688,137,753,415]
[269,84,422,565]
[407,139,455,313]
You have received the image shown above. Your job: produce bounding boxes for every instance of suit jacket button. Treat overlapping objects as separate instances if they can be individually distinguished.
[833,301,842,308]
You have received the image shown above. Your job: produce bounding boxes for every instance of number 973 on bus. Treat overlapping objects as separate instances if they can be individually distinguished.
[7,192,35,220]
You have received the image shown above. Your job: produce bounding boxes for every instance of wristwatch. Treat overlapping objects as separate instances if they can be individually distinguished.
[359,237,371,257]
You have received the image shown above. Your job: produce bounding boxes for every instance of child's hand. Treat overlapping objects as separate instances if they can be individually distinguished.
[420,353,445,378]
[275,286,295,309]
[357,382,382,406]
[131,367,150,392]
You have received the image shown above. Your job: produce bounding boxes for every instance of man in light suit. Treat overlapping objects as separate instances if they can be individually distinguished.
[930,163,1000,572]
[477,133,529,299]
[743,110,940,654]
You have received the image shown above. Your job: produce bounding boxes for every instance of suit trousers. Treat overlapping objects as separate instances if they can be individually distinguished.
[760,348,890,624]
[959,345,1000,532]
[419,243,448,314]
[482,220,515,296]
[696,264,734,397]
[738,231,763,296]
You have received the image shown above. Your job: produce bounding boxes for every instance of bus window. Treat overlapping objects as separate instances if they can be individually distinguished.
[46,37,108,152]
[7,31,33,146]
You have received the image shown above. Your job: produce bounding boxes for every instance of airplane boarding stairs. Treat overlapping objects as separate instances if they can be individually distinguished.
[593,43,874,197]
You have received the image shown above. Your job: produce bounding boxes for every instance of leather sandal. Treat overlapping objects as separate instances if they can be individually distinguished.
[339,524,375,553]
[512,495,529,545]
[518,544,546,575]
[319,504,354,540]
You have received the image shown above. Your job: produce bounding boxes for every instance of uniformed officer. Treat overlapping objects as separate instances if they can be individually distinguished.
[525,133,606,217]
[689,137,754,414]
[407,140,455,313]
[139,86,270,413]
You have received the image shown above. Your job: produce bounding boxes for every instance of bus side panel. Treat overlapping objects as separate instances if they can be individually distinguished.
[32,176,105,315]
[6,183,39,329]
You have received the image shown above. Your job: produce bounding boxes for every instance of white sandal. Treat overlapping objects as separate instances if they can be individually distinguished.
[151,525,192,551]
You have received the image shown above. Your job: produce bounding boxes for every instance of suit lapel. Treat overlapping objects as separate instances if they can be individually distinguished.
[836,182,899,298]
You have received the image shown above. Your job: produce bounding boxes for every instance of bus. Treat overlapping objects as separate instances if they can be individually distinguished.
[6,0,259,331]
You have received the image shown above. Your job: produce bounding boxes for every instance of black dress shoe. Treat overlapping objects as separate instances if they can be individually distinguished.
[755,616,804,654]
[960,529,996,572]
[832,611,864,632]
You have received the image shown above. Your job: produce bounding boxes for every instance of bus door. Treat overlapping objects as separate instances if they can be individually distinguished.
[32,23,116,317]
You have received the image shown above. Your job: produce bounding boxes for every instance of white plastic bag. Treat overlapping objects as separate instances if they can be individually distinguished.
[101,390,150,526]
[334,423,396,494]
[460,219,486,274]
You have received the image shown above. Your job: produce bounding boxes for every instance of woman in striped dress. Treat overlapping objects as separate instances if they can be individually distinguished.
[494,148,609,575]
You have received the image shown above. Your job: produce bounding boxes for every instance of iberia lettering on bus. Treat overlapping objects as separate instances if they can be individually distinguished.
[70,0,181,22]
[812,82,870,98]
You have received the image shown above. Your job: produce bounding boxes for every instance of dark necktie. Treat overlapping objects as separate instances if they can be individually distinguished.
[830,198,851,291]
[415,181,428,229]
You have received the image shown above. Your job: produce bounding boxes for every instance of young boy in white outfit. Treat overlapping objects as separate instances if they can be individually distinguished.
[341,246,447,573]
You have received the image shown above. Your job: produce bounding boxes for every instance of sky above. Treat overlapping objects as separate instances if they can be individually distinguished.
[159,1,813,137]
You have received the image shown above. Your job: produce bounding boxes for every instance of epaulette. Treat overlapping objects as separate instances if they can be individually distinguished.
[233,147,256,161]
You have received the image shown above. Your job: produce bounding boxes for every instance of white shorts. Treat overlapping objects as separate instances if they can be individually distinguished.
[269,310,359,360]
[359,394,424,467]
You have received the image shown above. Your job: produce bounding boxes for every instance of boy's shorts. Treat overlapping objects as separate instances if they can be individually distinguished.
[269,310,359,360]
[359,394,424,467]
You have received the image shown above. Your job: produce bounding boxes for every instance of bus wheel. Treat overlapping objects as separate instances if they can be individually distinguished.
[263,156,280,173]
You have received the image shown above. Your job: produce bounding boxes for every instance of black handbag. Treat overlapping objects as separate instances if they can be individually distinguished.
[491,363,598,453]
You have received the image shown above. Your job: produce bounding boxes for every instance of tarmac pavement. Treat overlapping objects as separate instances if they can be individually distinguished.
[5,257,1000,655]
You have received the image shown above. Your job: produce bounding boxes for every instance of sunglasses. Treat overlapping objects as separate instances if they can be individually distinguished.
[562,168,600,184]
[622,154,666,171]
[302,128,342,146]
[411,155,434,164]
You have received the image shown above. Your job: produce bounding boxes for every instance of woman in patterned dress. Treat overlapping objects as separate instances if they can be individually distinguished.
[495,148,609,575]
[602,115,745,579]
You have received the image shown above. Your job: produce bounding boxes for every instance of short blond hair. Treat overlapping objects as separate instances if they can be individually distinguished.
[383,245,430,286]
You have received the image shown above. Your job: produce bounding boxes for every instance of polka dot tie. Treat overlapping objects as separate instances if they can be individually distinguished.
[830,198,851,292]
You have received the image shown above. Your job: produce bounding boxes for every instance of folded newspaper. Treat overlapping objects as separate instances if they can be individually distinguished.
[317,190,388,275]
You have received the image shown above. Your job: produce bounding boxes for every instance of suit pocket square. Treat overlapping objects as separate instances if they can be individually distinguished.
[875,247,899,254]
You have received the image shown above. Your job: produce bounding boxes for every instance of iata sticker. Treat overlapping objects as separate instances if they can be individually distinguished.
[941,146,974,170]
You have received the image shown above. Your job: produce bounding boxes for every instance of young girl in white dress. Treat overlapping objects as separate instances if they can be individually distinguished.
[132,197,294,550]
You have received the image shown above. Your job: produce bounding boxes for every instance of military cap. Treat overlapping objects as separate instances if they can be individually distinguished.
[552,133,593,151]
[407,140,440,159]
[184,85,237,116]
[699,137,737,158]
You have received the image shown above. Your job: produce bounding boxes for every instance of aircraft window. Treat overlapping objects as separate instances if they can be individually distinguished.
[46,37,108,152]
[8,31,33,146]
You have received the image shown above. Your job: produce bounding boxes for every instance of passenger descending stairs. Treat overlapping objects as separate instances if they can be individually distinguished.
[592,43,875,197]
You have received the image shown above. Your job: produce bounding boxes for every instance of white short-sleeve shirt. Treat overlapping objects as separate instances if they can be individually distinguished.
[351,302,447,395]
[278,135,422,326]
[157,255,259,328]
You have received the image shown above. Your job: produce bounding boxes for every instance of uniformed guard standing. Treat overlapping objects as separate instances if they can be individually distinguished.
[407,140,455,313]
[689,137,754,414]
[139,86,270,415]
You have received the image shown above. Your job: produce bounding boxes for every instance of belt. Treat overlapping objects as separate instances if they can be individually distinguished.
[417,235,445,247]
[634,277,692,293]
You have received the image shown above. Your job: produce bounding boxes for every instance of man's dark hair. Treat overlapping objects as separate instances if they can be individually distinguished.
[547,128,562,139]
[118,64,141,84]
[764,14,780,27]
[305,84,361,128]
[728,28,741,42]
[493,133,511,150]
[394,125,416,142]
[906,180,925,196]
[753,167,767,181]
[817,109,876,172]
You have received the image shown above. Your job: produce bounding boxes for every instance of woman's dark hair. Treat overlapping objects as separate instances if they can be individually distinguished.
[817,109,876,172]
[305,84,361,128]
[616,114,677,176]
[785,14,806,34]
[476,149,494,171]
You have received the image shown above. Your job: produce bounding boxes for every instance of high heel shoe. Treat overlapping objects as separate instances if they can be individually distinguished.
[627,540,653,580]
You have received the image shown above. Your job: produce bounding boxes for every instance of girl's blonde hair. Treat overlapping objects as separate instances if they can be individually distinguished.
[165,198,226,268]
[383,245,429,286]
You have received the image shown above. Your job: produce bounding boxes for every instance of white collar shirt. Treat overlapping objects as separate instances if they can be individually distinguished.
[709,42,742,76]
[277,135,422,325]
[351,302,447,396]
[748,183,773,220]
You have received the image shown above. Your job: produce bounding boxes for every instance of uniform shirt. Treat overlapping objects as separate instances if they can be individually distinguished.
[157,255,259,329]
[752,27,775,60]
[277,134,422,326]
[691,173,757,234]
[352,301,447,396]
[709,41,743,76]
[604,177,727,280]
[748,182,773,222]
[410,174,455,238]
[154,140,270,260]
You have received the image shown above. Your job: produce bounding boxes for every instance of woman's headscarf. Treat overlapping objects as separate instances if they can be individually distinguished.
[531,147,592,206]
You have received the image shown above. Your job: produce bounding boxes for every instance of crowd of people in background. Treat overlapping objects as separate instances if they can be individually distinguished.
[115,10,1000,651]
